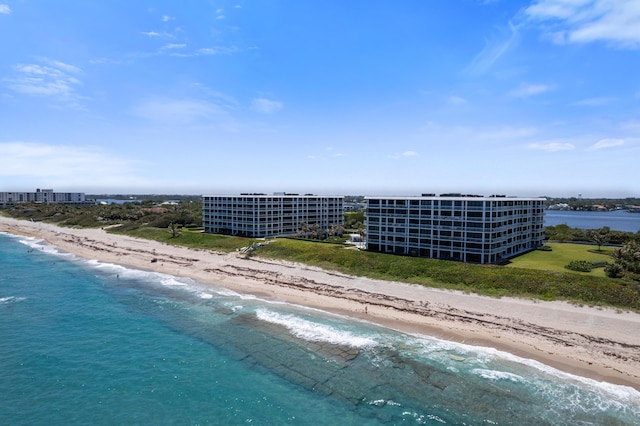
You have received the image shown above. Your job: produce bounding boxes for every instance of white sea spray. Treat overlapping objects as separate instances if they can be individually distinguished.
[256,308,377,348]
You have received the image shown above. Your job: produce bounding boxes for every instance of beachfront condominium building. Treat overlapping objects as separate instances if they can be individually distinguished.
[203,193,344,238]
[0,189,88,205]
[365,194,545,264]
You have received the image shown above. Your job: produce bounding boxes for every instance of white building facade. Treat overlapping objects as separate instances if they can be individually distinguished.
[0,189,87,205]
[365,195,545,264]
[203,194,344,238]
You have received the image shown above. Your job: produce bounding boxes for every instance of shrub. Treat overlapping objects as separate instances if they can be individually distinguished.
[565,260,593,272]
[605,263,623,278]
[148,216,173,228]
[591,260,608,268]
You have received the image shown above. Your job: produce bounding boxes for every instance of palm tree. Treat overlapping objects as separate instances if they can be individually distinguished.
[168,221,181,238]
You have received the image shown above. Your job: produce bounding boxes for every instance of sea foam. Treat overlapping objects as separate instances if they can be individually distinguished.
[256,308,377,348]
[16,236,74,258]
[0,296,26,305]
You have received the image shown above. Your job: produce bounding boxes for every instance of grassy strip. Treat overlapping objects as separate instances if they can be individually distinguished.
[109,225,254,253]
[254,239,639,310]
[95,225,640,311]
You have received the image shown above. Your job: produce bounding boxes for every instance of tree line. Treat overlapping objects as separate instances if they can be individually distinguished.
[545,224,639,245]
[545,197,640,211]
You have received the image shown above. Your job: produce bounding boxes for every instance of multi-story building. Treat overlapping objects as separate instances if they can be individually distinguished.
[203,193,344,238]
[365,194,545,264]
[0,189,88,205]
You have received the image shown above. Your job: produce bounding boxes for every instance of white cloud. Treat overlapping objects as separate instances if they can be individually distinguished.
[0,4,10,14]
[141,31,176,39]
[525,0,640,49]
[197,46,239,56]
[527,141,575,151]
[162,15,174,22]
[571,96,615,106]
[0,142,141,185]
[88,57,122,65]
[161,43,187,50]
[509,83,554,97]
[4,59,84,106]
[251,98,283,114]
[197,48,218,55]
[147,45,239,58]
[587,138,624,150]
[465,21,519,74]
[45,59,81,74]
[132,98,226,123]
[389,150,419,160]
[448,95,468,105]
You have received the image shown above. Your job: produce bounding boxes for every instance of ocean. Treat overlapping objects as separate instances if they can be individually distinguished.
[1,232,639,425]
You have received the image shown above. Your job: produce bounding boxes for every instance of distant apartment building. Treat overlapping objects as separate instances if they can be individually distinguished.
[365,194,545,264]
[0,189,88,205]
[202,193,344,238]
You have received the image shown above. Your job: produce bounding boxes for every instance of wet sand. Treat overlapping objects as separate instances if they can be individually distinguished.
[1,215,639,391]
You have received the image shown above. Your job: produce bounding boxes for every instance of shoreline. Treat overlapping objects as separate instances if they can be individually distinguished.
[1,215,639,391]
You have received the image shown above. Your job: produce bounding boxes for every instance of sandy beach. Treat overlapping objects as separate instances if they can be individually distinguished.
[1,215,639,391]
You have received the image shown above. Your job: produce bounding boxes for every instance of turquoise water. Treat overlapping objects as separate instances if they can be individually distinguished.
[1,233,639,425]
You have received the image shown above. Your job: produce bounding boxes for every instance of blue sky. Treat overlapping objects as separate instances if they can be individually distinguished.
[1,0,639,197]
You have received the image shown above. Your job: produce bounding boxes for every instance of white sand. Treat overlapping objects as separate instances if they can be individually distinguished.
[2,215,639,390]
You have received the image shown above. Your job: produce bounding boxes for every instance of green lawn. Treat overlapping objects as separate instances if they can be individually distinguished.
[507,243,614,277]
